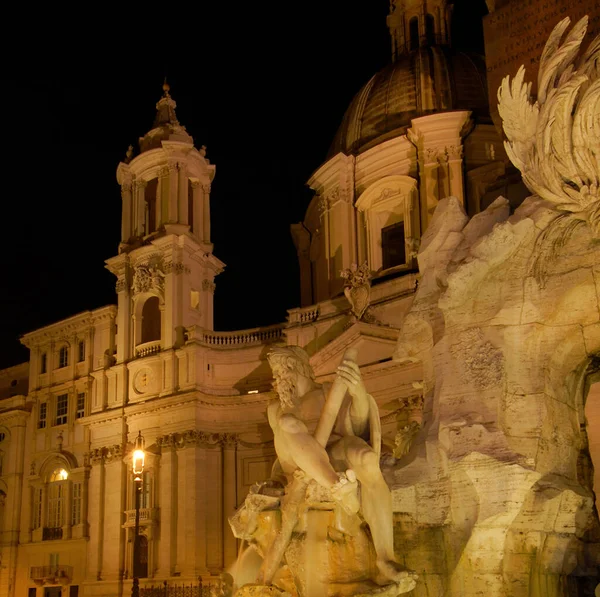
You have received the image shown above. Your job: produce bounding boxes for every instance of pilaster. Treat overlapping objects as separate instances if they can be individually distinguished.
[101,445,125,582]
[178,162,188,225]
[191,181,202,239]
[168,163,178,223]
[222,434,238,569]
[121,180,133,243]
[201,183,211,242]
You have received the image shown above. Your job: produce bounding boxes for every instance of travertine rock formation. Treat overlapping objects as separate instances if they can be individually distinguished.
[387,16,600,596]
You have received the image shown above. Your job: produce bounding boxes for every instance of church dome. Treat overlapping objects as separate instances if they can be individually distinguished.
[329,46,489,157]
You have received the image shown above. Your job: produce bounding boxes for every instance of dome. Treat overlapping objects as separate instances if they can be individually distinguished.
[329,47,490,157]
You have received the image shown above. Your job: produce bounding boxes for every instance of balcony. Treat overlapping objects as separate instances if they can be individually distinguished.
[135,340,161,358]
[124,507,159,527]
[42,527,63,541]
[30,565,73,586]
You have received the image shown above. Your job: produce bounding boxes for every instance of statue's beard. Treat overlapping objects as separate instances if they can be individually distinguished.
[273,375,298,408]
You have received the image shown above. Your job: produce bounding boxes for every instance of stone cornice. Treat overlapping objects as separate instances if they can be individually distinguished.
[20,306,117,347]
[85,443,123,465]
[307,152,353,192]
[309,322,400,371]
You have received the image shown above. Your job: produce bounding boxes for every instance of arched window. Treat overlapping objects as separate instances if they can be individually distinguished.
[141,297,161,343]
[425,14,435,45]
[45,468,68,540]
[409,17,419,51]
[58,346,69,369]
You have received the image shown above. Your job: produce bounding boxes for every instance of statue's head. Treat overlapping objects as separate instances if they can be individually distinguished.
[267,346,315,407]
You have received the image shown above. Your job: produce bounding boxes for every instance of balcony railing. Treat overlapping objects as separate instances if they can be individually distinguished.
[124,507,159,526]
[185,324,284,348]
[288,305,319,325]
[135,340,161,358]
[42,527,63,541]
[30,565,73,584]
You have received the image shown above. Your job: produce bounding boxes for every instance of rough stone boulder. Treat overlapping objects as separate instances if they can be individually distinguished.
[387,194,600,596]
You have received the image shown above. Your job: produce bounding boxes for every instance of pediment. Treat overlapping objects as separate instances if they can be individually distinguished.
[309,322,399,378]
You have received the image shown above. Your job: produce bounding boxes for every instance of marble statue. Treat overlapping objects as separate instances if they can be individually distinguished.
[230,346,417,596]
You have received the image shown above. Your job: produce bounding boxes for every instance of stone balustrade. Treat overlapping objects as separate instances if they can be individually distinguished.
[135,340,161,358]
[185,324,284,348]
[287,305,319,325]
[124,507,159,526]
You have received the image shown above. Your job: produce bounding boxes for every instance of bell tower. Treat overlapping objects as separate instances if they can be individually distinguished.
[106,83,225,376]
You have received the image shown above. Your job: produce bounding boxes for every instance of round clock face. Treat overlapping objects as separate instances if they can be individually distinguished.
[134,368,154,394]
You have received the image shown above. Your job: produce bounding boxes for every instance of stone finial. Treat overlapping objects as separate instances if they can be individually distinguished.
[125,145,134,163]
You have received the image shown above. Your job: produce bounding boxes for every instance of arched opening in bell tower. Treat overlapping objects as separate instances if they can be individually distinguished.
[145,178,158,235]
[188,180,194,233]
[409,17,419,51]
[141,297,161,344]
[425,14,435,46]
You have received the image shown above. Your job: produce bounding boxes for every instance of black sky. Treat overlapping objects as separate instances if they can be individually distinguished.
[1,1,487,370]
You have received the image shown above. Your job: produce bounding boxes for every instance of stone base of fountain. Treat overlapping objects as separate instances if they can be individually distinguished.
[232,480,416,597]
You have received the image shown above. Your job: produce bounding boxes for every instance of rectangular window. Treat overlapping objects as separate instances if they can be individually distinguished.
[55,394,68,426]
[138,472,151,509]
[38,403,47,429]
[381,221,406,270]
[58,346,69,369]
[32,487,42,529]
[49,553,59,568]
[69,587,79,597]
[28,588,36,597]
[76,393,85,419]
[78,341,85,363]
[71,482,82,526]
[40,352,47,374]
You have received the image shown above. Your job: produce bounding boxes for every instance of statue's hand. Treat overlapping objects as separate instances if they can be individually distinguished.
[250,478,285,497]
[336,359,367,401]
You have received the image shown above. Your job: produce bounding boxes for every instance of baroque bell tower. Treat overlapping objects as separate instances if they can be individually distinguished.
[104,83,224,404]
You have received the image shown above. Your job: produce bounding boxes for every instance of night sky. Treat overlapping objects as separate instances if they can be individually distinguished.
[1,1,487,370]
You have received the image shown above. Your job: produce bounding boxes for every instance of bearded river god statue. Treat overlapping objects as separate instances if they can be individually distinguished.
[229,346,417,597]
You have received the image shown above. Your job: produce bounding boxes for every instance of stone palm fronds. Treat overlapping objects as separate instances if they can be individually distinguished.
[498,16,600,237]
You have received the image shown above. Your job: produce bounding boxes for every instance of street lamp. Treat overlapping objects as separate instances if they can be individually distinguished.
[132,431,145,597]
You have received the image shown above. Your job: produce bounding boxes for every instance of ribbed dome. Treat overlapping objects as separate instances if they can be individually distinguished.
[329,47,489,157]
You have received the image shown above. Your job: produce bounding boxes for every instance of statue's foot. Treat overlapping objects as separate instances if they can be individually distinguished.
[330,469,360,514]
[374,560,418,592]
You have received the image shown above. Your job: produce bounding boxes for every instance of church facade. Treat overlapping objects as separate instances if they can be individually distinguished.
[0,2,597,597]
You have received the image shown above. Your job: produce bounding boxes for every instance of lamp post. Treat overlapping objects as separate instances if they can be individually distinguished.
[132,431,145,597]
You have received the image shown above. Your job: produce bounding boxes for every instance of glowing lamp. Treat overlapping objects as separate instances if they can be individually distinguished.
[132,431,145,476]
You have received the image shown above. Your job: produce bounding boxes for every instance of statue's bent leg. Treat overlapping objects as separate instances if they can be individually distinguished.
[335,437,416,587]
[278,414,339,488]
